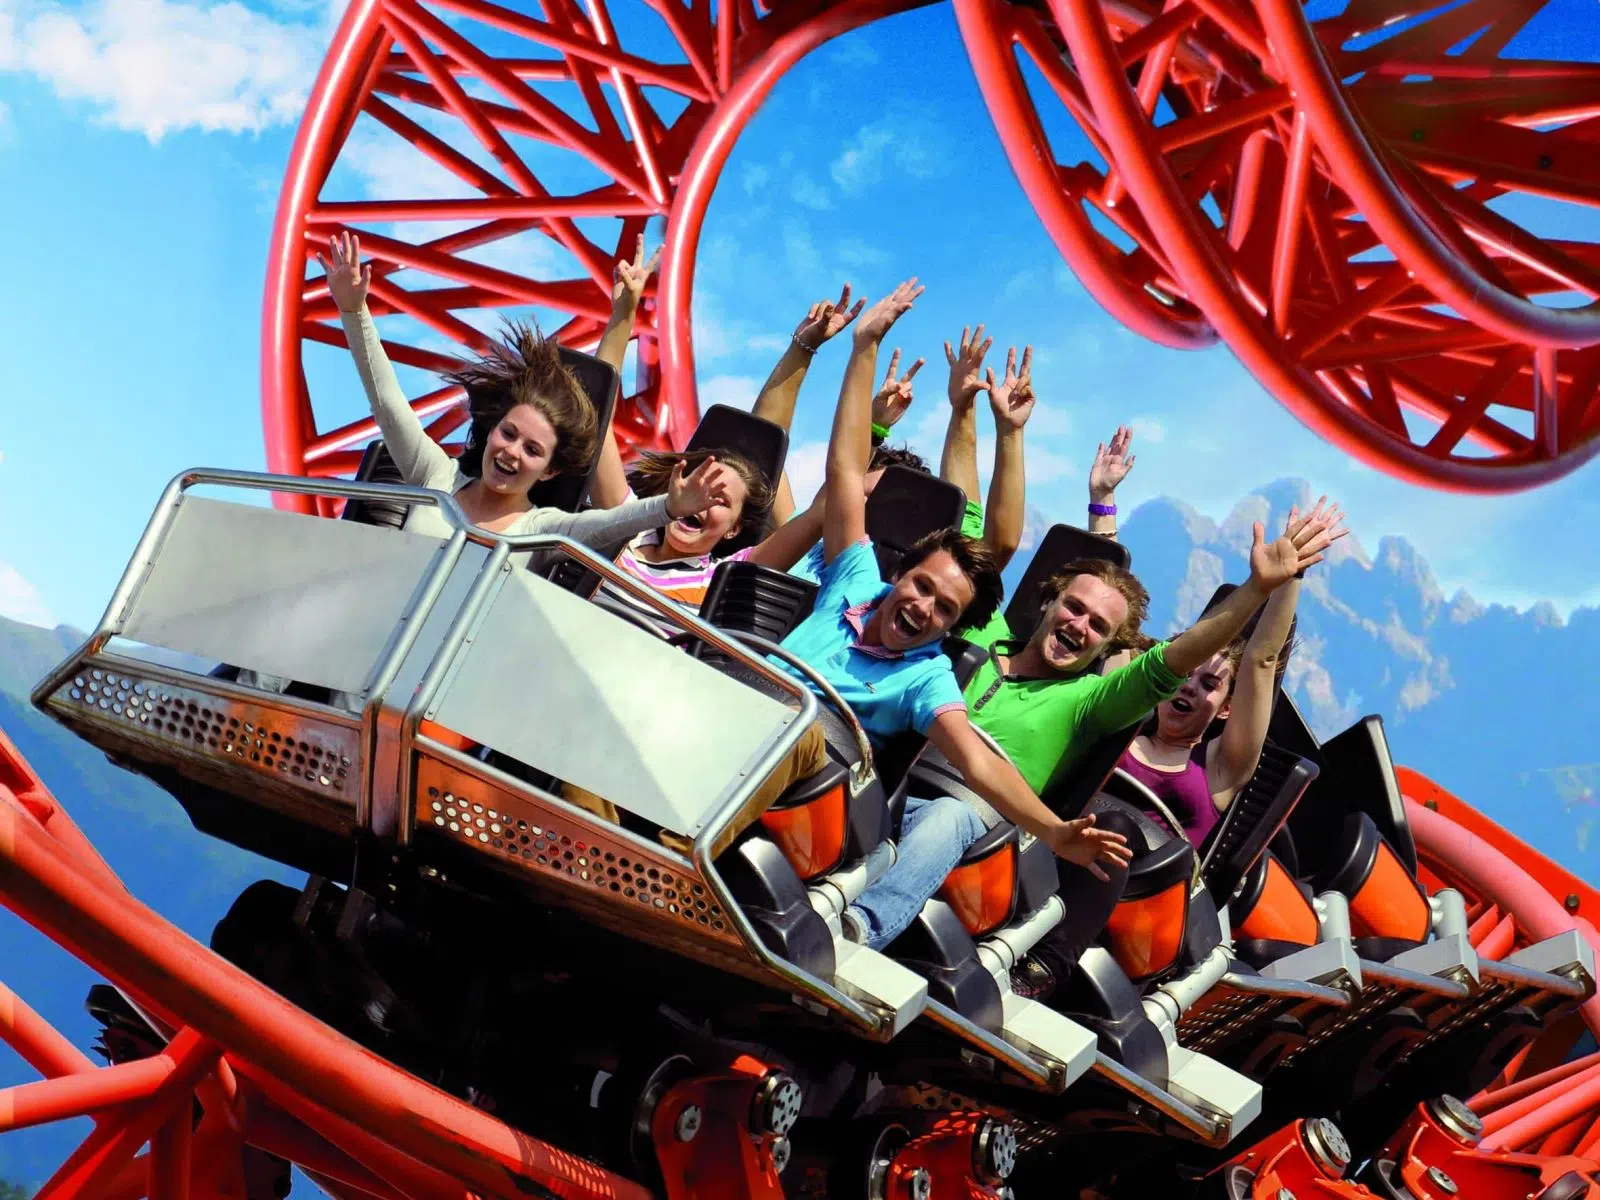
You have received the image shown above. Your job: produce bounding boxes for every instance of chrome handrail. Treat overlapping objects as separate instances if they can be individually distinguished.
[721,633,876,793]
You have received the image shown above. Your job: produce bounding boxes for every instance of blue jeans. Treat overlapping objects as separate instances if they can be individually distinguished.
[848,795,986,951]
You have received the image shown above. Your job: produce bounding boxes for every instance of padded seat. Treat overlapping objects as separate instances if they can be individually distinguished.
[864,466,966,579]
[1197,742,1320,906]
[1003,524,1130,640]
[1317,810,1431,959]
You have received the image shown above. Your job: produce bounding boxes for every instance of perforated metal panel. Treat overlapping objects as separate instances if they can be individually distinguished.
[414,755,745,953]
[44,655,363,831]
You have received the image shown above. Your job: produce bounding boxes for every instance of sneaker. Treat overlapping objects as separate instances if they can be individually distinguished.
[1010,956,1056,1001]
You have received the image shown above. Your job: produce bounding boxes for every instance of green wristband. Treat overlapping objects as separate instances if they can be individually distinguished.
[871,422,891,442]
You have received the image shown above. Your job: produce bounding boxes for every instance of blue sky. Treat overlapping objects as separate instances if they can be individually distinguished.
[0,0,1597,638]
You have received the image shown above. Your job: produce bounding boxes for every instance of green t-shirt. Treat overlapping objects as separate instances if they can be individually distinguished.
[957,609,1186,793]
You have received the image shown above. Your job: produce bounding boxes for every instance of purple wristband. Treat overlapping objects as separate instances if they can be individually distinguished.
[1088,502,1117,517]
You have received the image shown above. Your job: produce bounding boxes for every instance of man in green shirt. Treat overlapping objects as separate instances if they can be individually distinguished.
[839,513,1339,974]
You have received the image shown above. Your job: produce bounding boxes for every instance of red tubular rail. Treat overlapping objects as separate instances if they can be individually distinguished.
[0,723,650,1200]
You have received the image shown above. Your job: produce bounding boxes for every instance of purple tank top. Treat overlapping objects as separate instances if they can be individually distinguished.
[1118,745,1219,846]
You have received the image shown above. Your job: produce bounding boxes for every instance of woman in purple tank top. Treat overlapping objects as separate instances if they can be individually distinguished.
[1118,499,1341,845]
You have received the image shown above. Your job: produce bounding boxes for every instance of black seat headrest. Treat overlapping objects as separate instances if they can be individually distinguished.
[342,441,411,530]
[1003,524,1131,642]
[1201,582,1298,739]
[1289,714,1416,878]
[864,466,966,579]
[1198,743,1319,904]
[699,559,819,645]
[687,404,788,486]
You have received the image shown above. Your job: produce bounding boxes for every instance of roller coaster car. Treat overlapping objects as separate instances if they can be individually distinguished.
[1207,696,1598,1132]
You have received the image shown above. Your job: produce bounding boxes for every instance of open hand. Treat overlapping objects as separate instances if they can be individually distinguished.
[666,457,733,520]
[1042,814,1133,882]
[1247,496,1349,592]
[987,345,1035,431]
[612,233,661,312]
[1090,426,1136,499]
[853,279,924,346]
[317,232,372,314]
[873,349,924,429]
[794,283,866,351]
[943,324,993,413]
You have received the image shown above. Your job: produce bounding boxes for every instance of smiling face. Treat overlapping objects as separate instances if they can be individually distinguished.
[662,470,749,557]
[478,403,561,494]
[1156,652,1235,741]
[1029,573,1131,674]
[876,549,977,652]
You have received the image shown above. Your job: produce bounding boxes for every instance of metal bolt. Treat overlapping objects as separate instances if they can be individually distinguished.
[1426,1167,1459,1195]
[675,1105,702,1143]
[975,1119,1019,1184]
[1305,1118,1351,1174]
[768,1136,791,1174]
[907,1167,932,1200]
[753,1073,803,1136]
[1539,154,1555,170]
[1567,893,1581,912]
[1428,1095,1483,1143]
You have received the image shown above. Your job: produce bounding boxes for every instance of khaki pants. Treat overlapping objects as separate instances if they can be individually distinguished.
[564,719,829,859]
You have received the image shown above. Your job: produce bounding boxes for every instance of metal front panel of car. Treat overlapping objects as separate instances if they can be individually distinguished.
[424,565,799,840]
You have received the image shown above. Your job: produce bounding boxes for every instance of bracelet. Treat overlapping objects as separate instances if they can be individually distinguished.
[1088,502,1117,517]
[791,334,818,355]
[871,422,891,443]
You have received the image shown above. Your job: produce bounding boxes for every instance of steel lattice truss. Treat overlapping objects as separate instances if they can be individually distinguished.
[262,0,1600,500]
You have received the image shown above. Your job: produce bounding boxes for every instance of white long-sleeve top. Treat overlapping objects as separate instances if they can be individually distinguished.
[338,305,669,554]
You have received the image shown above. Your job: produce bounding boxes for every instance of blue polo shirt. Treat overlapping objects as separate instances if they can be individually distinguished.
[775,539,967,747]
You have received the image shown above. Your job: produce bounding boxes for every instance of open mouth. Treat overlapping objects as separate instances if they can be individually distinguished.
[1051,627,1082,657]
[890,606,923,641]
[489,457,519,483]
[1170,696,1196,715]
[674,513,706,533]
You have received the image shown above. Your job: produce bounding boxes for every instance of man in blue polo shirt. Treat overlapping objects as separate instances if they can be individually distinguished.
[746,277,1131,941]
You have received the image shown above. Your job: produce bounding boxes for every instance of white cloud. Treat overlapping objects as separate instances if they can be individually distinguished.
[0,562,55,627]
[785,440,827,508]
[0,0,341,141]
[830,120,938,195]
[827,37,879,68]
[789,173,831,211]
[1129,416,1166,443]
[698,375,762,412]
[741,162,770,196]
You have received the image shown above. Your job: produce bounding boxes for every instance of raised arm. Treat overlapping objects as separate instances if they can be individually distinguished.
[1165,513,1345,678]
[824,280,922,563]
[940,325,992,502]
[588,234,661,509]
[754,285,864,524]
[747,491,826,571]
[928,712,1132,880]
[1210,500,1343,802]
[321,233,455,489]
[984,345,1034,570]
[1087,426,1135,540]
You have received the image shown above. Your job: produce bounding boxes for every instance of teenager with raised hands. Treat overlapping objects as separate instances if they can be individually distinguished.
[317,232,729,551]
[1119,498,1344,846]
